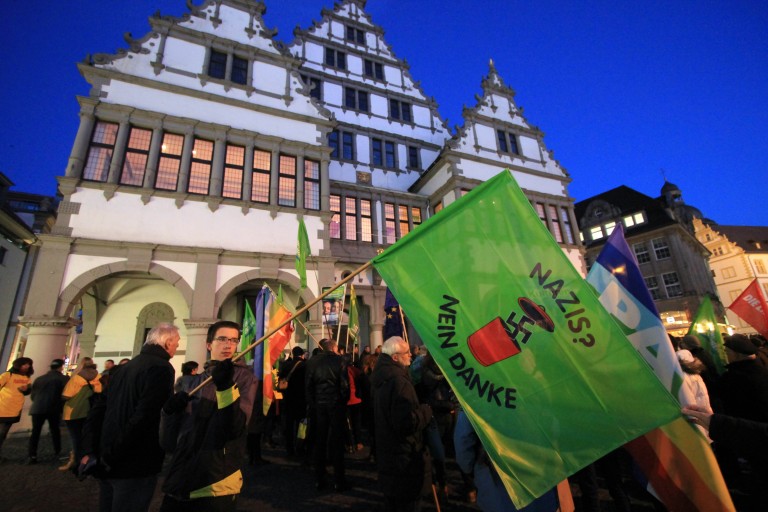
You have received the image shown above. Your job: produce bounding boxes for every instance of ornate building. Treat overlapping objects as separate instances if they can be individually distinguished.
[15,0,582,390]
[575,181,720,336]
[694,220,768,335]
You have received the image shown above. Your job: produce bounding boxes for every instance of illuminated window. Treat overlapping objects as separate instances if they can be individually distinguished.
[653,238,670,260]
[604,222,616,236]
[548,205,563,243]
[188,138,213,195]
[278,155,296,207]
[120,126,152,186]
[251,149,271,203]
[662,272,682,297]
[536,203,547,226]
[633,243,650,264]
[434,202,443,213]
[155,132,184,190]
[222,144,244,199]
[412,207,422,227]
[83,121,118,182]
[385,203,396,244]
[561,208,575,244]
[345,197,357,241]
[330,194,341,239]
[360,199,372,242]
[399,205,410,237]
[304,159,320,210]
[590,226,604,241]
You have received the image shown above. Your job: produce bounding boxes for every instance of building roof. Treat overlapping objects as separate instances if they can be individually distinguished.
[713,225,768,254]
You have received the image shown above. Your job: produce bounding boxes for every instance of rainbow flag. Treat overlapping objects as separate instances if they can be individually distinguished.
[587,225,734,511]
[262,292,294,415]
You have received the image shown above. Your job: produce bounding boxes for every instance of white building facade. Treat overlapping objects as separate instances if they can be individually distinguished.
[17,0,583,392]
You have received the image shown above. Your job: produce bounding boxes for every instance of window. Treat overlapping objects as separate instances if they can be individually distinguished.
[604,222,616,236]
[407,146,420,170]
[278,155,296,207]
[222,144,244,199]
[360,199,372,242]
[645,276,661,300]
[434,202,443,213]
[633,243,650,264]
[329,130,355,160]
[188,138,213,195]
[389,99,412,122]
[344,87,369,112]
[385,203,396,244]
[120,126,152,186]
[652,238,670,260]
[300,75,322,100]
[364,59,384,80]
[155,132,184,190]
[722,267,736,279]
[345,197,357,241]
[496,129,519,155]
[399,205,410,237]
[304,159,320,210]
[712,246,724,256]
[623,212,645,228]
[83,121,119,182]
[324,48,346,70]
[590,226,604,241]
[330,194,341,239]
[662,272,682,297]
[251,149,271,203]
[208,50,248,85]
[561,208,575,244]
[346,26,366,44]
[548,205,563,243]
[756,259,767,274]
[371,139,397,168]
[535,203,547,226]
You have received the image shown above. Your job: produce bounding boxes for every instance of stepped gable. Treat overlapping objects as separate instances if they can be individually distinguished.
[288,0,449,132]
[80,0,331,122]
[444,60,567,178]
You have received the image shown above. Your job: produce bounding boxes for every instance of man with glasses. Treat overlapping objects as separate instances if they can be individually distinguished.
[160,320,257,511]
[372,336,433,512]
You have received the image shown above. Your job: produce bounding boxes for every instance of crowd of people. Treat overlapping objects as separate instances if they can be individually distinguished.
[1,324,767,511]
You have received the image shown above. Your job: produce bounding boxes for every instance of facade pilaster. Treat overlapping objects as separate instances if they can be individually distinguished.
[210,135,226,197]
[107,118,131,184]
[66,106,96,178]
[183,320,215,365]
[23,235,73,317]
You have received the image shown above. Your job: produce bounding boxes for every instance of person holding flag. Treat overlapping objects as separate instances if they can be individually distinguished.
[160,320,257,511]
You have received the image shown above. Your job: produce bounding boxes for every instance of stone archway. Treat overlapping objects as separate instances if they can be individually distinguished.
[133,302,176,355]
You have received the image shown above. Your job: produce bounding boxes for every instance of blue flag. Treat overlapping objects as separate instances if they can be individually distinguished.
[383,288,403,339]
[252,285,269,378]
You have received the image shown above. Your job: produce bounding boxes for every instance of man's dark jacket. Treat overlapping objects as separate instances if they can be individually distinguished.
[305,350,347,409]
[371,353,432,500]
[29,370,69,415]
[721,358,768,423]
[86,343,174,479]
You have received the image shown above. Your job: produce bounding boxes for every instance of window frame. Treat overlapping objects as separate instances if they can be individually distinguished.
[364,59,384,80]
[155,132,185,191]
[344,87,369,112]
[83,121,119,183]
[496,129,520,155]
[304,159,321,211]
[277,154,297,207]
[324,47,347,70]
[251,148,271,204]
[652,237,671,260]
[120,126,152,187]
[222,143,245,199]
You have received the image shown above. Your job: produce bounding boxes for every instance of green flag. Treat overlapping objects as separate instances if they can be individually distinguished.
[240,300,257,363]
[687,295,728,375]
[296,217,311,289]
[348,285,359,343]
[371,170,680,508]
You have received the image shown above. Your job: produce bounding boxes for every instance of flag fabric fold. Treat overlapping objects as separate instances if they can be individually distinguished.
[587,225,734,512]
[262,292,294,415]
[728,278,768,339]
[687,296,728,375]
[296,217,311,289]
[239,300,257,364]
[371,170,681,508]
[383,288,403,339]
[348,284,359,350]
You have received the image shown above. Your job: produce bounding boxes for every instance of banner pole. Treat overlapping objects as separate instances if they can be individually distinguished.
[187,260,373,396]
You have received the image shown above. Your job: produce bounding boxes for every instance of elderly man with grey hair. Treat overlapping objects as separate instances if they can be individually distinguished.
[371,336,432,512]
[81,323,178,512]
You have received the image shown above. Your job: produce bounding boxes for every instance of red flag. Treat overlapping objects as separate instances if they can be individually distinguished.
[728,279,768,338]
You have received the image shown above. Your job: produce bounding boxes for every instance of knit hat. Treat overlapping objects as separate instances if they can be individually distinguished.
[676,349,694,365]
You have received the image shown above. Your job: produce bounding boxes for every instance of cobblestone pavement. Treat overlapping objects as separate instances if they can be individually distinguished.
[0,429,662,511]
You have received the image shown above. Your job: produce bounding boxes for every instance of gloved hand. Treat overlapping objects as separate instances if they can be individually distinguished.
[163,391,191,414]
[211,359,235,391]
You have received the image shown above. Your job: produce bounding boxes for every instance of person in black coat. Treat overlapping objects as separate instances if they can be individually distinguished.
[305,338,348,491]
[27,358,69,463]
[281,346,307,457]
[80,323,178,512]
[371,336,432,512]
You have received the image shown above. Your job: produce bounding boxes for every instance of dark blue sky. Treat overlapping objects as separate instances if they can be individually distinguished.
[2,0,766,226]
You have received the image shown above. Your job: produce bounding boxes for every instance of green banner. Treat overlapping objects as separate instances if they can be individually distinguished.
[372,170,680,507]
